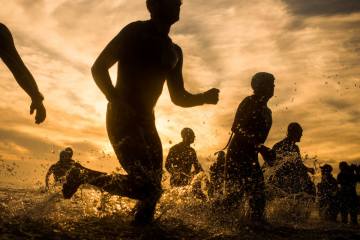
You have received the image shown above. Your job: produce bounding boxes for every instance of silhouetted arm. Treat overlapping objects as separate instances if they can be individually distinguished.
[165,148,175,174]
[258,145,276,166]
[45,165,54,190]
[167,45,219,107]
[295,145,315,174]
[0,24,43,102]
[0,23,46,124]
[91,31,124,102]
[192,150,203,174]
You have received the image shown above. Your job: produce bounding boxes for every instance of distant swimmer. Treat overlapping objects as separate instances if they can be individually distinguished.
[0,23,46,124]
[62,0,219,225]
[165,128,203,187]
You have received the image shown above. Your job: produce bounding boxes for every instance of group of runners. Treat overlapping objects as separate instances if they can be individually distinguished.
[2,0,359,227]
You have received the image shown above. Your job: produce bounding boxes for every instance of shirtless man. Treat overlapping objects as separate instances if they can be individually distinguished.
[45,148,75,190]
[270,123,315,195]
[0,23,46,124]
[165,128,203,187]
[63,0,219,225]
[224,72,275,225]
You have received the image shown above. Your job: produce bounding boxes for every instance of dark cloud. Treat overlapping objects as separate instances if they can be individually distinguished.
[0,127,102,161]
[324,98,353,110]
[344,34,360,54]
[0,127,58,155]
[283,0,360,16]
[347,110,360,124]
[322,98,360,123]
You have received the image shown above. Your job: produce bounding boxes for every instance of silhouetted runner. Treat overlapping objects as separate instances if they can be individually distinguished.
[62,0,219,225]
[317,164,338,222]
[45,148,76,190]
[47,147,104,191]
[337,162,359,225]
[272,123,313,172]
[269,123,316,195]
[165,128,203,187]
[223,72,275,225]
[0,23,46,124]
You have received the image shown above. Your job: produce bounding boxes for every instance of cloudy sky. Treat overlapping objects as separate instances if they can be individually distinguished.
[0,0,359,186]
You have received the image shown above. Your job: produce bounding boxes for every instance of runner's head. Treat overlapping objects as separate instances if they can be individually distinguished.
[339,161,349,172]
[147,0,182,24]
[251,72,275,100]
[65,147,73,159]
[320,164,333,175]
[59,150,71,161]
[181,127,195,145]
[287,122,303,142]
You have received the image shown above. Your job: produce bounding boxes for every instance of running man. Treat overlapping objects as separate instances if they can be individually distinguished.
[224,72,275,225]
[63,0,219,225]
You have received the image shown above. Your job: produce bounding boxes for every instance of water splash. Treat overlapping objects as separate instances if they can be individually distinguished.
[0,172,359,239]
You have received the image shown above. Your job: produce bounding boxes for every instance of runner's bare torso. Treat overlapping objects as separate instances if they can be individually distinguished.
[92,20,218,120]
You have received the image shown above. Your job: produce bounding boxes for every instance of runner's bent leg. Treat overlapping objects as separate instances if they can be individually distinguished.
[96,103,163,223]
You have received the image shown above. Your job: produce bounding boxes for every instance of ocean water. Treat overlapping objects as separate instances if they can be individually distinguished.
[1,183,359,240]
[1,154,359,239]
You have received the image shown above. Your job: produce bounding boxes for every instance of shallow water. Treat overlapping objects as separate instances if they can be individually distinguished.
[1,185,359,240]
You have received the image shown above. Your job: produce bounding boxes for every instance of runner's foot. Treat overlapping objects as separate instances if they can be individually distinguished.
[62,166,83,199]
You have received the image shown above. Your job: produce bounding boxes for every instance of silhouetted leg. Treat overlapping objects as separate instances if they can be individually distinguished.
[349,199,358,225]
[328,202,338,222]
[350,210,358,225]
[211,175,243,220]
[340,207,348,224]
[222,145,258,215]
[87,173,157,199]
[247,172,266,222]
[105,103,163,224]
[62,163,107,198]
[222,154,244,211]
[63,103,163,224]
[78,164,105,181]
[226,146,266,223]
[222,187,244,211]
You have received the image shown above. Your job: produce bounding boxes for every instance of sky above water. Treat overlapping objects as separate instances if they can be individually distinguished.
[0,0,360,185]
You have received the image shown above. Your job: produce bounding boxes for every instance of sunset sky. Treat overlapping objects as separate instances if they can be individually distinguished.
[1,0,360,186]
